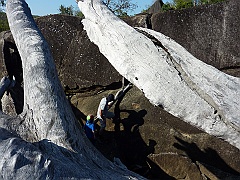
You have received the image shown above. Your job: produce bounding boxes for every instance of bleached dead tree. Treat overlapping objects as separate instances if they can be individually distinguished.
[76,0,240,149]
[1,0,239,178]
[0,0,145,179]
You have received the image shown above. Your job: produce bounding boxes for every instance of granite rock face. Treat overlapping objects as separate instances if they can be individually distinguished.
[150,0,240,76]
[126,0,240,77]
[0,0,240,179]
[0,0,143,179]
[35,15,122,89]
[78,0,240,149]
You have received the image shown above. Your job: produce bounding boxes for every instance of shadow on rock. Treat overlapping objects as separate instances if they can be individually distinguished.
[96,107,174,179]
[71,83,174,178]
[70,102,86,127]
[174,136,240,177]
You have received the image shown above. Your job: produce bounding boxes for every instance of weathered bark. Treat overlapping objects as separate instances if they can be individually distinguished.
[77,0,240,149]
[0,0,144,179]
[6,0,79,147]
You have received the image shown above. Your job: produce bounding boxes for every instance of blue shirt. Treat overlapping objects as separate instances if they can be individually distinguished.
[84,121,95,139]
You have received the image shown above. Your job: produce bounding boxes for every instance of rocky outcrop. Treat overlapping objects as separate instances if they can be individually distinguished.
[1,0,240,179]
[35,15,122,89]
[150,0,240,76]
[147,0,163,14]
[126,0,240,77]
[0,0,146,179]
[75,2,240,179]
[78,0,240,149]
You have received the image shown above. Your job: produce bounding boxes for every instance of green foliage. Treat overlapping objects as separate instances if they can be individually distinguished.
[200,0,225,4]
[0,12,9,32]
[163,0,225,11]
[59,0,138,17]
[102,0,137,16]
[58,5,84,18]
[173,0,193,9]
[75,10,85,18]
[162,3,174,11]
[58,5,74,16]
[141,9,148,13]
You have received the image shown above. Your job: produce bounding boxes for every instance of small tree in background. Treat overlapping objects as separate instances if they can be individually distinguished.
[0,12,9,32]
[162,2,175,11]
[58,5,84,18]
[173,0,193,9]
[74,10,84,18]
[58,5,74,16]
[200,0,225,4]
[103,0,137,16]
[59,0,138,18]
[0,0,6,11]
[163,0,225,11]
[0,0,5,6]
[0,0,8,32]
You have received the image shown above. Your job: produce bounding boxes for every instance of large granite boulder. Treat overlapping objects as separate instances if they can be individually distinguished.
[150,0,240,77]
[0,1,240,178]
[0,0,144,179]
[126,0,240,77]
[35,15,122,89]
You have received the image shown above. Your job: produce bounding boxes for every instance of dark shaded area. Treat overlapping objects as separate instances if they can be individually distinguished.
[146,14,152,29]
[70,83,172,178]
[65,81,124,98]
[70,103,86,127]
[96,107,174,179]
[70,80,238,178]
[87,85,174,179]
[174,136,240,177]
[8,82,24,114]
[3,41,23,82]
[2,40,24,114]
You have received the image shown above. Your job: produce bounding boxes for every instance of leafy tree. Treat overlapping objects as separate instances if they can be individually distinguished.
[173,0,193,9]
[141,9,148,13]
[74,10,84,18]
[58,5,74,16]
[162,2,175,11]
[200,0,225,4]
[0,0,6,11]
[163,0,225,11]
[58,5,84,18]
[0,0,5,6]
[103,0,137,16]
[0,12,9,32]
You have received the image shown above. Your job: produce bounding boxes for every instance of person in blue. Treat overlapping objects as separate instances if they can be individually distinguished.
[84,114,96,144]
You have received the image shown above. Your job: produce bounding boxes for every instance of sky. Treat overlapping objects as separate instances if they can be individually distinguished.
[25,0,168,16]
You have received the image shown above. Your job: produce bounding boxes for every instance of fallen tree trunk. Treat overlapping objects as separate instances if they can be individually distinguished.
[76,0,240,149]
[0,0,145,179]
